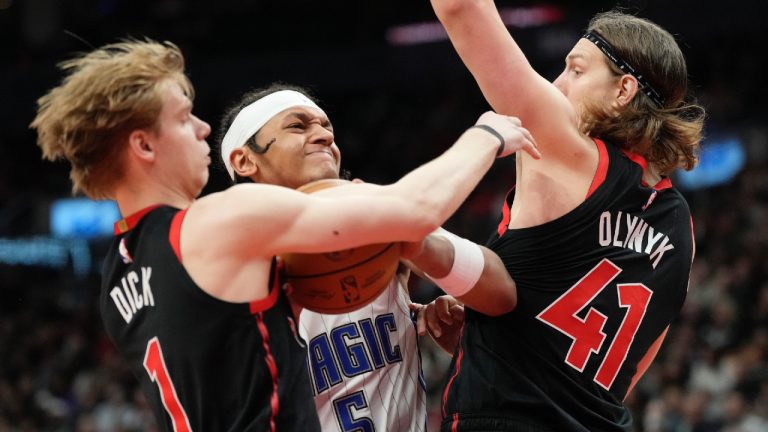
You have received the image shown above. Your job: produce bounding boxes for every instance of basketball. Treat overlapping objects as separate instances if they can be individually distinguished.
[280,179,402,314]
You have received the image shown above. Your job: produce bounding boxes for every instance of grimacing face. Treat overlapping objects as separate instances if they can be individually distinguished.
[245,105,341,189]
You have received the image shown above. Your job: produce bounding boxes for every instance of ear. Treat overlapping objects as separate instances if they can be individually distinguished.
[615,74,639,108]
[127,129,155,162]
[231,147,259,179]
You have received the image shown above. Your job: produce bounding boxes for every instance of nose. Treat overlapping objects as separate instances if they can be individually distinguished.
[310,124,334,147]
[553,71,567,94]
[196,115,211,139]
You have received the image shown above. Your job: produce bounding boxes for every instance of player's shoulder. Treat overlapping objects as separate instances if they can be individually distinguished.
[659,186,692,222]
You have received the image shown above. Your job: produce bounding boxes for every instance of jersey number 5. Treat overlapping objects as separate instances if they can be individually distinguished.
[144,337,192,431]
[333,390,374,432]
[536,258,652,390]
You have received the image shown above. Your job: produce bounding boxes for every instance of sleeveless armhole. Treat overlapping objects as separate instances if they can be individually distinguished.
[249,259,281,313]
[586,138,609,199]
[169,209,187,263]
[496,187,516,237]
[496,139,609,237]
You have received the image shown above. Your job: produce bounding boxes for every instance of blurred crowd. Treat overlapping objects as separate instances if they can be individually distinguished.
[2,0,767,431]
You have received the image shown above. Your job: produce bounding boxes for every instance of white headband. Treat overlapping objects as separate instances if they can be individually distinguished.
[220,90,324,180]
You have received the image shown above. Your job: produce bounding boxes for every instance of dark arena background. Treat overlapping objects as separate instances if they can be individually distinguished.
[1,0,766,430]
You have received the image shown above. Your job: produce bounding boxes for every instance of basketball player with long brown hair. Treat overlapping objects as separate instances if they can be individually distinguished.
[405,1,705,430]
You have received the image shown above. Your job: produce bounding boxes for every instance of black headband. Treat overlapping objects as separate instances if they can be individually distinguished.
[583,31,666,108]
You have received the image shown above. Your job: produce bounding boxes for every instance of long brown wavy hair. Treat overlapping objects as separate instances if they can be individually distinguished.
[580,11,705,176]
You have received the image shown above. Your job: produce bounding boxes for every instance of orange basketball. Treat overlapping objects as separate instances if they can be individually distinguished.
[280,179,402,314]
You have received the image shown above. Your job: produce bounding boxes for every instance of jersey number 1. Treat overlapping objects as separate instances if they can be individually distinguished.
[536,258,652,390]
[144,337,192,431]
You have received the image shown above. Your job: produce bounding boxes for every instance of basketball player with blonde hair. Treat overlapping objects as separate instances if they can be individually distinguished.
[31,39,539,430]
[405,1,705,431]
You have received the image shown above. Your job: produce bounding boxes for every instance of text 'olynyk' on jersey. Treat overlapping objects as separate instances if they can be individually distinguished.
[110,266,155,324]
[598,211,674,268]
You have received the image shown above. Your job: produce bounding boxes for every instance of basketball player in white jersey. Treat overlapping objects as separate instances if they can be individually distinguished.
[218,83,529,431]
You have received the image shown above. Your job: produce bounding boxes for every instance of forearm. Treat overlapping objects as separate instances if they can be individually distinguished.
[456,248,517,316]
[392,127,498,226]
[411,229,517,316]
[407,234,455,278]
[431,0,555,128]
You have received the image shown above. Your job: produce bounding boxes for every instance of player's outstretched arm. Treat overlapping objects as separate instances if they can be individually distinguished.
[430,0,583,160]
[404,229,517,316]
[188,112,539,259]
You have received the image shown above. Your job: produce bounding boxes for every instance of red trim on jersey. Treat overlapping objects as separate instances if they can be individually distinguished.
[690,216,696,261]
[169,209,187,263]
[621,149,673,191]
[249,264,281,313]
[442,334,464,418]
[113,205,162,234]
[653,177,673,191]
[625,326,668,400]
[622,149,648,171]
[255,313,279,432]
[452,413,459,432]
[496,187,515,236]
[586,139,609,199]
[497,138,608,235]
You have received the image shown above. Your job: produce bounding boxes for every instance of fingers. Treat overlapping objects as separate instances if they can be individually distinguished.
[410,296,467,340]
[409,303,429,336]
[409,301,444,337]
[502,117,540,160]
[425,303,442,338]
[519,128,541,160]
[448,304,465,321]
[435,296,454,325]
[475,111,541,160]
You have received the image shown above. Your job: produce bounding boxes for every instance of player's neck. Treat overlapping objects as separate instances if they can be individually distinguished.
[643,164,663,187]
[113,183,193,217]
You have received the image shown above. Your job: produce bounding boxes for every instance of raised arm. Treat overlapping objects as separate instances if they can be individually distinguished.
[431,0,586,159]
[189,112,539,259]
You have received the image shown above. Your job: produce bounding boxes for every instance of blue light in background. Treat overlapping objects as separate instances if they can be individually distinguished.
[675,138,746,191]
[0,237,91,277]
[50,198,120,239]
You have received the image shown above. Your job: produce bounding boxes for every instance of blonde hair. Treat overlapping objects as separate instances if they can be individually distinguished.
[30,39,193,199]
[580,11,705,175]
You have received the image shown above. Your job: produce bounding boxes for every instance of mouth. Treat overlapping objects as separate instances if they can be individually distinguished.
[306,150,335,161]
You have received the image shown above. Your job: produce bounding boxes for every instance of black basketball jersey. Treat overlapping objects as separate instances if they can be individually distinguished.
[441,140,695,432]
[101,206,320,431]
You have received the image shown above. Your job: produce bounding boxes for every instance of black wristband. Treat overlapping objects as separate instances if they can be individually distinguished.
[469,124,505,157]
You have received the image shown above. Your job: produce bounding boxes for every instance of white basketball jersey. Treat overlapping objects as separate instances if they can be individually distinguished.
[299,278,427,432]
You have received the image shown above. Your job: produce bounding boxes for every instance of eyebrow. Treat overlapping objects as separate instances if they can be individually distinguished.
[284,111,334,130]
[566,53,588,63]
[177,100,193,115]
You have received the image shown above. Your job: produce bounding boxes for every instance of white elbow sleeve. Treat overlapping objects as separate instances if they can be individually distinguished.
[425,232,485,297]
